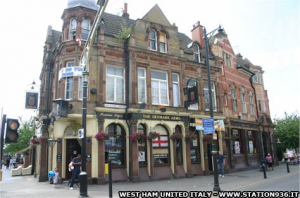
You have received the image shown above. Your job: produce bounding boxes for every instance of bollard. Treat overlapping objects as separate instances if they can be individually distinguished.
[286,161,290,173]
[262,164,267,179]
[109,160,112,198]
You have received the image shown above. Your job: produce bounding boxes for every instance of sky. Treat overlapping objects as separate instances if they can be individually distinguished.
[0,0,299,122]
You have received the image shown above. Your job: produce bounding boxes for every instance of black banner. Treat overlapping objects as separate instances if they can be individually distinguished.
[25,92,38,109]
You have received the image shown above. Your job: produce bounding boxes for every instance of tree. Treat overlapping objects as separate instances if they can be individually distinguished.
[4,117,35,155]
[274,112,299,160]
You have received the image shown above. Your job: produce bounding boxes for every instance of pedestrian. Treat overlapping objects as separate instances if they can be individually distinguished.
[6,157,10,169]
[266,153,273,171]
[217,151,225,177]
[9,158,13,169]
[69,154,81,190]
[53,168,59,188]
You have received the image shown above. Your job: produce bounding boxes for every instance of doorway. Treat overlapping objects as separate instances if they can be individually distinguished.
[65,139,81,180]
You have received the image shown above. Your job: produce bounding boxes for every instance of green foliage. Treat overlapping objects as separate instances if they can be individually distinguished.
[4,117,35,155]
[115,24,131,41]
[274,112,299,157]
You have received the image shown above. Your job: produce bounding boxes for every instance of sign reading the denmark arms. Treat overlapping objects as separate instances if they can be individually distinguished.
[25,92,38,109]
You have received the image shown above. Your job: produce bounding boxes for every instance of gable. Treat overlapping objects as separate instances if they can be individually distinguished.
[142,4,171,27]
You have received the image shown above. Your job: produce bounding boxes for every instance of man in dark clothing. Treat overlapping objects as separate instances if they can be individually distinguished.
[70,154,81,190]
[6,158,10,169]
[217,151,225,177]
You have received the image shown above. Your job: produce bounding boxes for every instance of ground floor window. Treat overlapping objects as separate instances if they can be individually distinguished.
[247,131,257,154]
[190,131,200,163]
[138,124,147,166]
[175,125,183,164]
[152,125,170,165]
[105,124,126,166]
[232,129,243,154]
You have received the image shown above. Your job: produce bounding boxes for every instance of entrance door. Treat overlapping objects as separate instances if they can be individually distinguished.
[207,144,213,171]
[66,139,81,180]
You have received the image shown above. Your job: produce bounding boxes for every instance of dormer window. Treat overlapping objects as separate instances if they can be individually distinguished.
[149,30,157,51]
[69,18,77,40]
[193,45,200,63]
[81,18,90,40]
[159,32,167,53]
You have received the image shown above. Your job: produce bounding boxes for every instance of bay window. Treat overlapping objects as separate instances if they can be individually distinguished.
[65,61,74,100]
[81,18,90,40]
[69,18,77,40]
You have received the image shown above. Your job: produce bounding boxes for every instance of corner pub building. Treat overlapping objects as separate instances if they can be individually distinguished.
[35,0,276,184]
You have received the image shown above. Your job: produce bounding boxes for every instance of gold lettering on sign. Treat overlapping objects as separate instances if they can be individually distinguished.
[143,115,151,119]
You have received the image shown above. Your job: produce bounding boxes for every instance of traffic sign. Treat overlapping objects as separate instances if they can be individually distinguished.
[203,118,215,134]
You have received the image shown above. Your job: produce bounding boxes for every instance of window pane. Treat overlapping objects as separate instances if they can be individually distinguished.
[106,76,114,101]
[159,33,166,42]
[150,40,156,50]
[138,79,146,103]
[151,71,166,80]
[138,68,145,77]
[116,78,124,103]
[67,62,74,67]
[81,29,89,40]
[107,67,115,75]
[71,19,77,29]
[150,30,156,39]
[66,77,73,99]
[160,82,168,105]
[151,81,159,104]
[160,42,166,53]
[172,73,179,82]
[173,83,179,107]
[82,19,90,29]
[115,68,124,76]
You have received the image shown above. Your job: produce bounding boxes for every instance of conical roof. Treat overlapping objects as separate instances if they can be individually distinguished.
[67,0,99,11]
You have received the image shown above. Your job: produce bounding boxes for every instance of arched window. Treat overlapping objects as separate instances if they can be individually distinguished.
[138,124,147,166]
[175,126,183,164]
[159,32,167,53]
[149,30,157,51]
[69,18,77,40]
[152,125,169,165]
[65,61,74,100]
[240,87,247,113]
[193,45,200,63]
[105,124,126,166]
[231,89,237,112]
[81,18,90,40]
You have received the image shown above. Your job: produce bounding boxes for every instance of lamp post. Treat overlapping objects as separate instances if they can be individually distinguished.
[203,25,224,192]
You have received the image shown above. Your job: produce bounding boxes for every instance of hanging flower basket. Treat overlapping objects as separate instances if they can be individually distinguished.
[203,134,213,142]
[147,131,160,140]
[130,132,146,143]
[30,137,40,145]
[94,132,110,141]
[170,132,183,140]
[185,132,198,141]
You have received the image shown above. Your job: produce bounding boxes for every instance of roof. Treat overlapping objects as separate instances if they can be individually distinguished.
[67,0,99,11]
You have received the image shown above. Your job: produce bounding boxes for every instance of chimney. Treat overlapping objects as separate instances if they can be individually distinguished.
[191,21,205,48]
[122,3,129,18]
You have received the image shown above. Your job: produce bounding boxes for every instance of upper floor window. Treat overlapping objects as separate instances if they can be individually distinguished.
[106,66,125,103]
[203,82,217,111]
[149,30,157,51]
[172,73,180,107]
[151,71,168,106]
[231,89,238,112]
[65,61,74,100]
[69,18,77,40]
[223,52,233,68]
[159,32,167,53]
[81,18,90,40]
[193,45,200,63]
[78,77,88,100]
[240,88,247,113]
[186,78,198,110]
[252,72,259,83]
[249,92,254,115]
[138,68,147,104]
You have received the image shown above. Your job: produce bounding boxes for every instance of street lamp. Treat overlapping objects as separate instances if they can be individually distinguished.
[203,25,224,192]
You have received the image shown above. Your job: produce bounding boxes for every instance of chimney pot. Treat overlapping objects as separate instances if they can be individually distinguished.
[193,24,195,29]
[197,21,200,26]
[124,3,128,14]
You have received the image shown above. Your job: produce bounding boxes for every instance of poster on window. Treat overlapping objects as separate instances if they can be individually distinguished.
[138,151,145,162]
[249,141,254,154]
[192,139,198,147]
[152,136,168,147]
[234,141,240,154]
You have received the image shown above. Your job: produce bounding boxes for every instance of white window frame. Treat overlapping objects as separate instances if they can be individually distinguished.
[252,72,259,83]
[106,66,125,103]
[193,45,200,63]
[69,18,77,40]
[172,73,180,107]
[240,89,247,113]
[81,18,90,40]
[149,29,157,51]
[159,32,167,53]
[231,89,238,112]
[151,70,169,106]
[249,92,254,115]
[138,68,147,104]
[186,78,198,110]
[65,61,74,100]
[204,82,217,112]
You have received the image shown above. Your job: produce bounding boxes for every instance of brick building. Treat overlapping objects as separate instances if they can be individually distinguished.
[35,0,275,183]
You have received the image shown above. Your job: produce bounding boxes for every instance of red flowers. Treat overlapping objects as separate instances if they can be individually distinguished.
[185,132,198,141]
[130,132,146,143]
[94,132,110,140]
[170,132,183,140]
[147,131,160,140]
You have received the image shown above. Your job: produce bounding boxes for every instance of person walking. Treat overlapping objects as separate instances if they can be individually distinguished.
[6,157,10,169]
[53,168,59,188]
[69,154,81,190]
[217,151,225,177]
[266,153,273,171]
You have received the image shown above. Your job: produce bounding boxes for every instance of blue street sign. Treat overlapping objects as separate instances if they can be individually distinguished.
[203,118,215,134]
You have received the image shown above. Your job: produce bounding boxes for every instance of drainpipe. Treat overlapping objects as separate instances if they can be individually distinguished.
[124,37,131,181]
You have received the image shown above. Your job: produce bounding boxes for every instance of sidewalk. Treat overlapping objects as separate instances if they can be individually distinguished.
[0,163,299,198]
